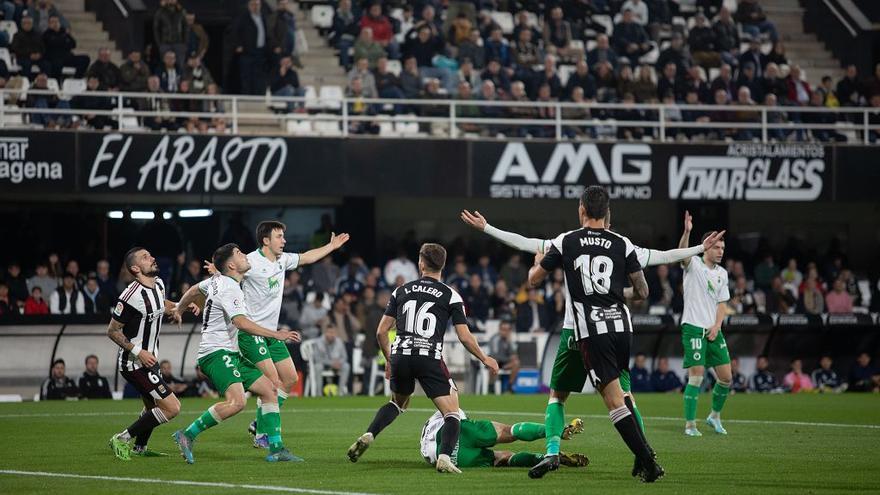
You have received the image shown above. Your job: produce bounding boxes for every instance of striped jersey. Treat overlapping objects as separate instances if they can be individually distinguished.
[386,277,468,360]
[112,278,166,372]
[197,274,248,359]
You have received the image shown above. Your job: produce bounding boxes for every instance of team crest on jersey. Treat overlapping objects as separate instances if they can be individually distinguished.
[707,280,716,295]
[268,276,280,290]
[114,302,123,316]
[157,384,167,394]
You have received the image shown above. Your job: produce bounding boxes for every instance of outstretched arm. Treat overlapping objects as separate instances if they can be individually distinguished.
[298,232,351,265]
[678,210,694,268]
[645,230,725,266]
[461,210,545,254]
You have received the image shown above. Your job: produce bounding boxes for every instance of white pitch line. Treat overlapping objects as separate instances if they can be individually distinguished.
[0,469,381,495]
[0,407,877,430]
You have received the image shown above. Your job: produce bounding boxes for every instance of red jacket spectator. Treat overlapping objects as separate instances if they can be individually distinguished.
[25,294,50,315]
[785,67,812,106]
[360,5,393,44]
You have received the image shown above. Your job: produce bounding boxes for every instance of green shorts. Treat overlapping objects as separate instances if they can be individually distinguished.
[619,369,632,393]
[438,419,498,468]
[237,333,291,364]
[681,323,731,369]
[198,349,264,395]
[549,328,588,393]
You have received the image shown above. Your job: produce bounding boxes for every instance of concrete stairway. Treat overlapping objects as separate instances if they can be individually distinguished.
[54,0,124,65]
[761,0,842,86]
[295,3,350,88]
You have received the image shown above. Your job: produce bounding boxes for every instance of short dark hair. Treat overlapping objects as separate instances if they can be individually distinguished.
[53,358,65,367]
[85,354,98,364]
[419,243,447,272]
[581,185,609,220]
[256,220,286,247]
[124,247,146,275]
[160,359,171,366]
[701,231,719,242]
[212,243,240,274]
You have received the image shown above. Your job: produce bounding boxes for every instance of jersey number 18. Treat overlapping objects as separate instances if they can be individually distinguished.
[574,255,614,295]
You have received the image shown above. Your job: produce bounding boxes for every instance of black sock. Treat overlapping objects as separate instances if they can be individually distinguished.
[134,428,154,450]
[610,406,653,465]
[439,413,461,457]
[366,402,402,438]
[125,408,164,439]
[623,396,650,448]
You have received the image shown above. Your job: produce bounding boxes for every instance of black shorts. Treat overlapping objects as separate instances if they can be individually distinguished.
[389,354,457,399]
[120,366,173,402]
[578,331,632,389]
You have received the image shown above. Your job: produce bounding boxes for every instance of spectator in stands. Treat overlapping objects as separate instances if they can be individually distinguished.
[27,262,56,294]
[332,0,359,70]
[270,55,302,112]
[713,6,740,67]
[681,88,711,139]
[500,253,526,290]
[312,256,340,294]
[481,58,510,96]
[762,63,787,104]
[478,79,504,135]
[587,34,618,71]
[143,75,178,130]
[865,63,880,99]
[5,261,27,302]
[681,65,710,103]
[81,274,111,314]
[651,357,683,393]
[159,359,190,396]
[689,12,719,70]
[622,0,649,26]
[825,278,854,314]
[72,75,117,129]
[445,259,470,292]
[765,275,796,314]
[656,33,689,76]
[86,47,121,90]
[800,272,825,314]
[754,254,778,290]
[360,289,388,360]
[647,264,675,307]
[656,62,683,101]
[612,8,652,66]
[410,5,443,41]
[384,250,417,286]
[535,54,562,99]
[234,0,270,95]
[354,27,386,69]
[488,320,519,393]
[455,80,482,132]
[507,80,537,134]
[512,10,540,45]
[26,72,70,127]
[156,49,183,94]
[405,24,452,92]
[11,16,49,78]
[41,14,87,78]
[30,0,67,32]
[472,255,497,288]
[360,2,397,59]
[120,51,150,92]
[269,0,297,62]
[483,27,510,68]
[50,272,84,314]
[735,0,778,42]
[464,273,490,324]
[314,322,351,395]
[812,356,845,393]
[192,365,218,398]
[41,358,79,400]
[347,57,377,98]
[616,64,638,102]
[491,279,514,320]
[804,90,846,142]
[710,63,735,101]
[615,91,647,139]
[783,358,814,393]
[542,6,574,60]
[730,275,756,314]
[766,41,787,67]
[65,260,86,289]
[400,55,421,98]
[299,292,329,340]
[374,56,403,100]
[736,62,763,103]
[23,286,49,315]
[738,40,767,79]
[629,352,652,393]
[153,0,187,72]
[457,58,481,91]
[448,11,472,48]
[0,282,16,317]
[818,75,840,107]
[185,12,209,60]
[629,64,655,103]
[848,352,880,392]
[836,64,864,107]
[456,29,484,69]
[78,354,112,399]
[516,288,547,333]
[564,59,596,100]
[749,355,779,392]
[512,27,540,81]
[729,357,748,393]
[475,9,499,40]
[786,65,811,107]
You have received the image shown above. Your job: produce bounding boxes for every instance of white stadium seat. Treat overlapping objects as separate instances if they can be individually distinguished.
[311,5,334,29]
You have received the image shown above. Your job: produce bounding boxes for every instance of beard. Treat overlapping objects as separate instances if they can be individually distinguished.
[144,267,160,277]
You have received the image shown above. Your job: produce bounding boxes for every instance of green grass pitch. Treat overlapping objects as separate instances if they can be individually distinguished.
[0,393,878,494]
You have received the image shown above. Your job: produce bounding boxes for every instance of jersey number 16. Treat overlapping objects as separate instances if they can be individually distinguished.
[574,255,614,295]
[401,300,437,338]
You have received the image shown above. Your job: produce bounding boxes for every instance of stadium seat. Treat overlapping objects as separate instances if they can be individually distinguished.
[394,114,419,136]
[389,8,403,22]
[639,43,660,65]
[593,15,613,36]
[367,357,390,396]
[120,109,140,131]
[525,12,539,27]
[568,39,584,54]
[61,78,87,99]
[318,85,343,111]
[46,78,60,93]
[386,59,402,77]
[558,64,575,86]
[0,105,24,127]
[709,67,721,81]
[285,119,314,135]
[491,12,514,35]
[313,113,342,136]
[0,48,12,72]
[678,0,698,14]
[586,40,597,52]
[311,5,334,30]
[303,85,321,111]
[17,76,29,101]
[299,339,338,397]
[0,20,16,40]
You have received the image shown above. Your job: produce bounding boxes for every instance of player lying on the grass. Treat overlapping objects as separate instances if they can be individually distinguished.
[420,402,589,469]
[107,247,189,461]
[171,243,302,464]
[347,243,499,474]
[461,208,723,477]
[205,221,349,450]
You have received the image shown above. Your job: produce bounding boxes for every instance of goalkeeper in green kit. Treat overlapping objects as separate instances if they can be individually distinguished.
[678,211,732,437]
[460,208,725,477]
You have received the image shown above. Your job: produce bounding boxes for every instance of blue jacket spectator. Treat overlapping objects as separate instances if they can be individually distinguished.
[650,357,683,392]
[749,355,779,392]
[630,353,652,392]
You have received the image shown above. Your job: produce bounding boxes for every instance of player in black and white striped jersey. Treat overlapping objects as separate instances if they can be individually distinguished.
[106,247,191,461]
[347,243,499,473]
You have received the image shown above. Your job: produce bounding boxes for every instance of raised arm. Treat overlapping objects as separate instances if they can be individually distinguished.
[678,210,694,268]
[460,210,545,254]
[176,283,206,316]
[645,230,726,266]
[455,324,499,375]
[298,232,351,265]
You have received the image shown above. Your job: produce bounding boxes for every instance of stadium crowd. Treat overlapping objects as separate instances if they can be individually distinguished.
[1,1,880,140]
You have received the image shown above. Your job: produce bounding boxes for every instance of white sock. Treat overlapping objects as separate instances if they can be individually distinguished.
[685,420,696,429]
[710,411,721,420]
[117,430,132,442]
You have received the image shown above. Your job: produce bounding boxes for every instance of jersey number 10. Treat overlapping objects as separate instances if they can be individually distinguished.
[401,300,438,338]
[574,255,614,295]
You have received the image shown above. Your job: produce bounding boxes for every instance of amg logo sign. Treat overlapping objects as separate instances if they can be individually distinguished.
[489,142,653,199]
[668,144,825,201]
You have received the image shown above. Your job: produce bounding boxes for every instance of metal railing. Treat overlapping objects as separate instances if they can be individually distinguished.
[2,88,879,144]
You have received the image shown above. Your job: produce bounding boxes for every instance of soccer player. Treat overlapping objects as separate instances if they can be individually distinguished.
[235,221,349,449]
[526,186,663,482]
[678,210,732,437]
[460,208,723,477]
[347,243,499,473]
[172,243,301,463]
[107,247,185,460]
[420,403,588,469]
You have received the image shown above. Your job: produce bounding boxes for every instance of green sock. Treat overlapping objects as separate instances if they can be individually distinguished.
[508,452,543,467]
[624,395,645,432]
[261,402,284,452]
[278,390,287,408]
[255,399,263,433]
[683,384,700,422]
[711,382,730,415]
[544,400,564,456]
[185,406,220,440]
[511,422,545,441]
